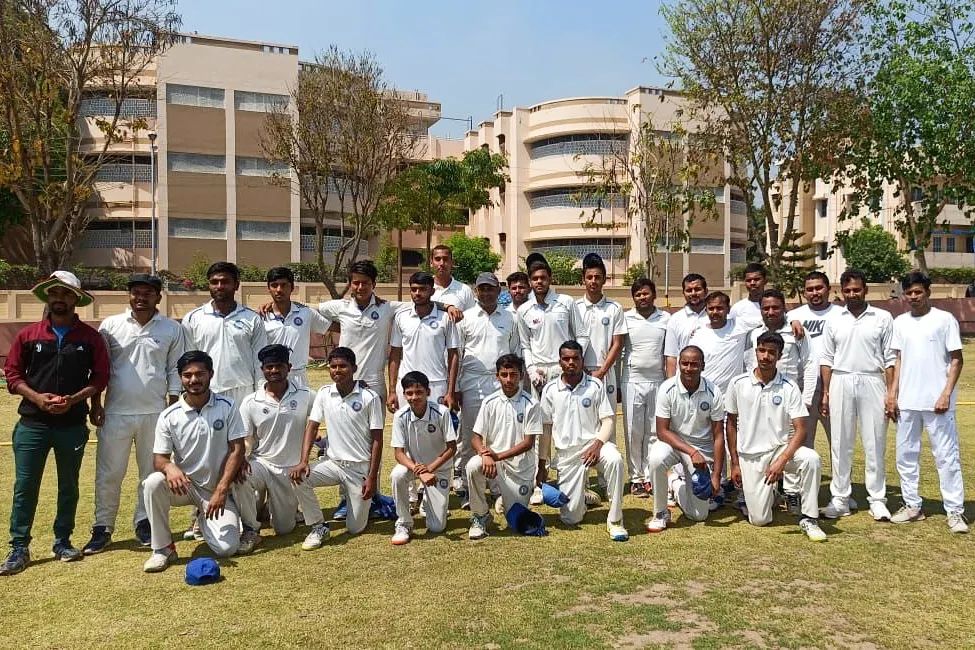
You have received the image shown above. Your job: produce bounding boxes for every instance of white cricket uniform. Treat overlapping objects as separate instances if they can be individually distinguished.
[456,305,520,486]
[820,303,894,506]
[391,305,459,407]
[788,303,843,448]
[390,402,457,532]
[726,371,819,525]
[517,288,589,396]
[540,375,623,525]
[688,319,751,392]
[648,375,725,520]
[304,383,386,534]
[235,382,320,535]
[663,304,709,362]
[181,301,267,402]
[576,295,627,399]
[729,298,763,332]
[620,308,670,483]
[892,307,965,515]
[96,310,185,532]
[466,389,541,516]
[262,302,332,388]
[432,277,476,311]
[145,393,247,555]
[744,324,809,388]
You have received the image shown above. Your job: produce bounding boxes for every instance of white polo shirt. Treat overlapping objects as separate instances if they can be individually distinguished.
[576,295,627,369]
[391,401,458,469]
[317,295,405,388]
[309,383,385,463]
[457,304,519,391]
[655,375,724,456]
[729,298,762,331]
[517,288,588,369]
[820,304,895,375]
[181,301,267,393]
[622,308,670,384]
[432,277,476,311]
[390,305,459,382]
[473,389,541,472]
[263,302,332,372]
[892,307,963,411]
[238,382,312,469]
[787,302,842,393]
[688,319,751,391]
[100,309,185,415]
[744,323,809,387]
[153,393,247,491]
[726,371,807,455]
[663,304,709,359]
[540,374,613,450]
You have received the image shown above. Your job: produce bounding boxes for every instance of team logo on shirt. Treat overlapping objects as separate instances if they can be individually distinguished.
[351,401,362,412]
[77,345,84,351]
[429,321,439,329]
[370,311,380,320]
[582,398,592,407]
[427,423,437,433]
[531,318,541,327]
[601,316,610,325]
[289,400,297,409]
[519,485,530,496]
[772,395,783,405]
[607,385,614,394]
[439,478,449,489]
[214,419,225,430]
[700,402,710,412]
[262,407,269,414]
[35,343,42,352]
[294,316,303,326]
[233,320,245,330]
[517,412,524,423]
[437,396,445,404]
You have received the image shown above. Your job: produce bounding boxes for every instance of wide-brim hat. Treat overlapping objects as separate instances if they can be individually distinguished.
[31,271,94,308]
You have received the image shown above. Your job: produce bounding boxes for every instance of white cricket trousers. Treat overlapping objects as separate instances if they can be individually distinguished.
[456,376,498,486]
[235,457,322,534]
[465,455,535,516]
[739,445,822,525]
[622,380,660,483]
[828,372,888,505]
[555,441,624,525]
[302,458,371,534]
[94,413,157,531]
[646,441,709,522]
[586,366,618,444]
[391,464,450,533]
[783,382,831,495]
[896,410,965,515]
[143,472,240,556]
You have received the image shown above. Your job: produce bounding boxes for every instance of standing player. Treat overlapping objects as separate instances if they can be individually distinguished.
[728,262,767,331]
[726,333,826,541]
[620,278,670,496]
[576,253,627,403]
[83,274,185,555]
[261,267,332,388]
[664,273,710,377]
[539,341,628,541]
[688,292,751,393]
[744,290,808,385]
[465,354,541,539]
[820,269,895,521]
[430,244,476,310]
[505,271,531,315]
[886,272,967,533]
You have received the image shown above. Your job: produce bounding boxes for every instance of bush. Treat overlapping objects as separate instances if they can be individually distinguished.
[374,235,399,283]
[439,232,501,284]
[622,263,649,287]
[545,252,583,286]
[0,262,43,289]
[927,267,975,285]
[838,221,911,282]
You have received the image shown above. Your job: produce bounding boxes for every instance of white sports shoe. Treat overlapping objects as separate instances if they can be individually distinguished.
[947,513,969,534]
[301,523,330,550]
[869,502,892,522]
[143,546,176,573]
[468,513,491,540]
[529,486,543,506]
[821,500,852,519]
[584,489,602,506]
[799,518,827,542]
[890,505,925,524]
[237,529,262,555]
[607,521,629,542]
[494,496,504,515]
[391,524,412,546]
[645,510,671,533]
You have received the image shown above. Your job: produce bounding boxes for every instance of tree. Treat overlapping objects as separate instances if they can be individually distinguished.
[534,251,582,286]
[840,0,975,272]
[0,1,180,273]
[262,46,421,298]
[837,220,911,282]
[439,232,501,284]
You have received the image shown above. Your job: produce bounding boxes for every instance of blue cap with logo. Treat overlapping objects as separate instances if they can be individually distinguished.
[690,465,713,500]
[185,557,221,586]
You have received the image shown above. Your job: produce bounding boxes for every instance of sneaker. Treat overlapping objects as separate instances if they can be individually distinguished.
[667,486,678,508]
[607,521,629,542]
[645,510,671,533]
[237,528,262,555]
[458,490,470,510]
[143,545,176,573]
[821,500,852,519]
[494,496,504,515]
[799,517,827,542]
[630,482,648,498]
[947,513,970,534]
[332,498,348,521]
[452,475,464,493]
[391,524,412,546]
[529,486,543,506]
[52,538,82,562]
[134,519,151,547]
[708,494,725,512]
[785,493,801,516]
[584,489,602,506]
[183,517,203,541]
[301,523,330,550]
[82,526,112,555]
[869,502,892,522]
[468,513,491,540]
[890,505,925,524]
[0,546,30,576]
[418,494,427,518]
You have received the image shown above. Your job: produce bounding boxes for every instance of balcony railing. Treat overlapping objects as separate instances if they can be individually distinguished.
[80,98,157,118]
[300,234,368,255]
[95,163,152,182]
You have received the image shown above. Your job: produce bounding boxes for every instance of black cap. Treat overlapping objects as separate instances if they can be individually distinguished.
[258,344,291,365]
[127,273,163,291]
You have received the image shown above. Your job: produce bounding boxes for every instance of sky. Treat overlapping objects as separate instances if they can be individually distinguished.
[174,0,673,138]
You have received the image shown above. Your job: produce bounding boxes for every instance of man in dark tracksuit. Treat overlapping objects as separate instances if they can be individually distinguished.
[1,271,109,575]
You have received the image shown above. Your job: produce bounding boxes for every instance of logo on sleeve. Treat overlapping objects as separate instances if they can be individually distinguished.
[427,423,437,433]
[351,401,362,412]
[582,398,592,408]
[700,402,710,412]
[214,419,225,431]
[772,395,783,406]
[607,385,614,394]
[294,316,303,326]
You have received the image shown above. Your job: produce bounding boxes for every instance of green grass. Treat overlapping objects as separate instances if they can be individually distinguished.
[2,344,975,648]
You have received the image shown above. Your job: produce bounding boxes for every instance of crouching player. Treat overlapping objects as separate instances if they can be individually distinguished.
[143,351,246,572]
[645,346,725,532]
[465,354,541,539]
[726,332,827,542]
[390,372,457,545]
[290,347,384,549]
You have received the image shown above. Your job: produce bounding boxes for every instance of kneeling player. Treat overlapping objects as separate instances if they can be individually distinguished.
[390,372,457,545]
[465,354,541,539]
[726,332,826,541]
[645,346,725,532]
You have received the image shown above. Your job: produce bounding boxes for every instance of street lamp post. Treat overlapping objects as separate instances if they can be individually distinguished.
[148,130,157,275]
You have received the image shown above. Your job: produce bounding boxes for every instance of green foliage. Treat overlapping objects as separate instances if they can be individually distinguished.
[773,230,819,298]
[927,267,975,284]
[837,220,912,282]
[439,232,501,284]
[544,252,583,286]
[622,263,649,286]
[374,234,399,283]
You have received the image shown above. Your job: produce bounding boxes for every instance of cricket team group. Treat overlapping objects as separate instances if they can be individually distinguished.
[0,244,967,577]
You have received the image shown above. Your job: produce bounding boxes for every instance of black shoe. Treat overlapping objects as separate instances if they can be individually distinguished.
[134,519,151,547]
[0,546,30,576]
[630,482,648,498]
[82,526,112,555]
[52,538,82,562]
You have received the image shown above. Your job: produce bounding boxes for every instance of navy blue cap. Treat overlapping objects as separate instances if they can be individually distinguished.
[690,466,713,500]
[185,557,221,586]
[505,502,547,536]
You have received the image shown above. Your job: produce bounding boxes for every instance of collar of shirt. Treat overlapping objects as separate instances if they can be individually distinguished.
[678,377,710,397]
[474,304,503,318]
[629,307,664,322]
[683,305,706,318]
[351,294,378,313]
[408,304,442,321]
[179,392,219,413]
[582,295,608,309]
[268,303,301,322]
[203,300,246,319]
[44,314,81,333]
[434,277,458,292]
[748,370,785,387]
[558,374,592,393]
[325,382,364,400]
[252,381,302,404]
[405,403,437,424]
[535,287,560,308]
[839,303,878,320]
[125,309,162,326]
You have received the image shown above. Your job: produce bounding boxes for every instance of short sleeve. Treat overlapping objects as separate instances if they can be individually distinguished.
[391,412,407,448]
[309,388,327,423]
[239,397,256,436]
[444,315,460,350]
[310,308,332,335]
[945,313,963,352]
[153,412,174,455]
[472,400,489,436]
[709,385,726,421]
[595,383,613,420]
[891,318,904,353]
[317,300,343,321]
[389,315,404,348]
[786,384,808,419]
[440,408,458,442]
[367,392,385,430]
[524,398,543,436]
[663,317,682,358]
[612,305,627,336]
[654,387,672,419]
[540,384,554,424]
[724,381,739,416]
[225,404,247,442]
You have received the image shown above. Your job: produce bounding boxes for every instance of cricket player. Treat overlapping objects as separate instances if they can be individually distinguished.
[726,332,826,541]
[83,274,185,555]
[430,244,476,310]
[728,262,767,331]
[466,354,541,539]
[291,347,385,547]
[688,292,751,393]
[620,278,670,496]
[505,271,531,316]
[389,372,458,545]
[664,273,710,377]
[744,289,809,386]
[576,253,627,402]
[886,272,968,533]
[539,341,628,541]
[820,269,895,521]
[261,266,332,388]
[645,345,725,532]
[143,351,247,572]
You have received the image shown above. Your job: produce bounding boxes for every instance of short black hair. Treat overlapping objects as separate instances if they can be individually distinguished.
[401,371,430,391]
[409,271,434,287]
[559,340,584,357]
[582,253,606,275]
[431,244,452,259]
[506,271,529,286]
[348,259,378,283]
[528,260,551,276]
[761,288,786,305]
[206,261,239,282]
[682,273,708,290]
[804,270,829,286]
[743,262,767,279]
[756,331,785,354]
[840,269,867,287]
[631,278,656,296]
[266,266,295,286]
[177,350,213,374]
[495,354,525,374]
[327,346,357,368]
[706,291,730,307]
[900,271,932,292]
[257,343,291,365]
[679,345,704,362]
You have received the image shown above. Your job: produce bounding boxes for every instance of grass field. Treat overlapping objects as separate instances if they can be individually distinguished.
[1,345,974,649]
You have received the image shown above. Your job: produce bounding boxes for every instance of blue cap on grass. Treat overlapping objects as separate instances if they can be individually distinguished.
[505,503,547,536]
[690,466,713,500]
[541,482,570,508]
[185,558,221,586]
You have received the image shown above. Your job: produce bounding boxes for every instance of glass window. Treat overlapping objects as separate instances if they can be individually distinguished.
[236,220,290,241]
[529,133,628,159]
[168,153,226,174]
[236,156,289,177]
[234,90,288,112]
[166,84,224,108]
[168,218,227,239]
[527,187,626,210]
[946,236,956,253]
[932,236,942,252]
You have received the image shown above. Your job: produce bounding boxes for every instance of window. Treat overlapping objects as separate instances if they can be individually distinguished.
[528,133,628,159]
[946,236,956,253]
[818,242,829,260]
[234,90,288,113]
[298,226,368,255]
[168,153,226,174]
[236,156,289,177]
[237,220,290,241]
[816,200,828,218]
[166,84,224,108]
[932,236,942,252]
[169,218,226,239]
[966,236,974,254]
[527,187,626,210]
[401,250,424,266]
[529,238,627,260]
[80,97,156,118]
[689,238,724,254]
